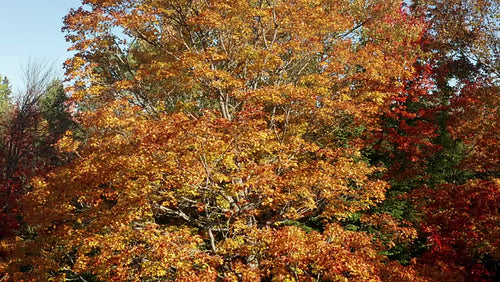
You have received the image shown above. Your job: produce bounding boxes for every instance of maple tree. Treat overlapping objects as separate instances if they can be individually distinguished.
[410,79,500,279]
[0,65,74,275]
[413,0,499,80]
[368,0,500,280]
[413,1,499,279]
[1,0,498,281]
[2,0,429,280]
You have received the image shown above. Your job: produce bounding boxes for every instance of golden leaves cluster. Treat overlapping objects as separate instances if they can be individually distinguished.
[7,0,429,280]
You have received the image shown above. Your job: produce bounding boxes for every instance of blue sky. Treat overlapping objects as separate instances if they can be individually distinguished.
[0,0,81,93]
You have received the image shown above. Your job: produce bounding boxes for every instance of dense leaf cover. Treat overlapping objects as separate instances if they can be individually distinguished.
[1,0,498,281]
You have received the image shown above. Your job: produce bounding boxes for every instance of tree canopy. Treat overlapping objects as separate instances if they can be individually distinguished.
[1,0,498,281]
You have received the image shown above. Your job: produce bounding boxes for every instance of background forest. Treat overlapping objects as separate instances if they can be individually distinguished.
[1,0,499,281]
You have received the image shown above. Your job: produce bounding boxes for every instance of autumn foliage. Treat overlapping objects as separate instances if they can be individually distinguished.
[1,0,498,281]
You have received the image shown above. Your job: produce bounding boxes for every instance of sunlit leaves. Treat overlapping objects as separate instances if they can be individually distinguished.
[0,0,451,281]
